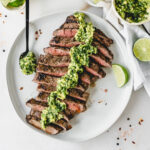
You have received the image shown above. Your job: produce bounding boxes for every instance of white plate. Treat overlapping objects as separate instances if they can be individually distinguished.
[6,11,133,142]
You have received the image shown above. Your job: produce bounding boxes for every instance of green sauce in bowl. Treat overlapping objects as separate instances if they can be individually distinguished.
[115,0,150,23]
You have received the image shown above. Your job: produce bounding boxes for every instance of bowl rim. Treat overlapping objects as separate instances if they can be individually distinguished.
[112,0,150,26]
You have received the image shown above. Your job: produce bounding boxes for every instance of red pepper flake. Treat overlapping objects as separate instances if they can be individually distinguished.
[132,141,136,144]
[0,13,2,17]
[35,37,38,40]
[35,31,38,34]
[138,118,144,125]
[19,87,23,90]
[104,89,108,93]
[119,127,121,131]
[21,12,24,15]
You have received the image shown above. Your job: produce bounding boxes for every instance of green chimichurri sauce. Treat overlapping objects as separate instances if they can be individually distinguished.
[115,0,150,23]
[19,51,37,75]
[40,12,97,129]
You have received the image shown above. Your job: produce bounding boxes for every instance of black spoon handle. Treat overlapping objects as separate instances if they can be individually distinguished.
[26,0,29,52]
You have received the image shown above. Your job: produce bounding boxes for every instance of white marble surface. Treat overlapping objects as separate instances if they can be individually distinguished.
[0,0,150,149]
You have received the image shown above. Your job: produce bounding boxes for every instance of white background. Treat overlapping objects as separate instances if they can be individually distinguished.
[0,0,150,150]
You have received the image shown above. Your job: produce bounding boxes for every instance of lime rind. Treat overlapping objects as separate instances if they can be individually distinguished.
[1,0,25,7]
[112,64,129,88]
[133,38,150,62]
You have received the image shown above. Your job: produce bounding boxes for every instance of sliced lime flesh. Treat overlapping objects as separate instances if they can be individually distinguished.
[112,64,129,88]
[133,38,150,62]
[1,0,25,8]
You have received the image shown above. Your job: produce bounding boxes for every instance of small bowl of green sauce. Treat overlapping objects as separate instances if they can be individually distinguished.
[112,0,150,25]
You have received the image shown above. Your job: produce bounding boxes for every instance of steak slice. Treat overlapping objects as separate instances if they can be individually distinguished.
[60,22,79,29]
[66,15,78,23]
[30,110,72,131]
[38,54,70,67]
[90,52,112,68]
[93,41,113,60]
[36,64,68,77]
[27,98,86,114]
[53,29,77,38]
[44,47,70,56]
[26,115,63,134]
[50,37,82,48]
[44,45,113,62]
[33,73,59,86]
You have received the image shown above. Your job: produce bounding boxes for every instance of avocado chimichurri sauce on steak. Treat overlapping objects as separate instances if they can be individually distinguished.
[26,12,114,134]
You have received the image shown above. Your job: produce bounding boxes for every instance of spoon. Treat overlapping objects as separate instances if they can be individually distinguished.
[19,0,30,60]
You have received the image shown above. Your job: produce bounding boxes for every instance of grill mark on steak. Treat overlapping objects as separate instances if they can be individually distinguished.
[60,22,79,29]
[26,115,63,134]
[92,41,113,60]
[33,73,59,86]
[30,110,72,131]
[38,54,70,67]
[53,29,77,38]
[27,98,86,114]
[50,37,82,48]
[36,64,68,77]
[44,47,70,56]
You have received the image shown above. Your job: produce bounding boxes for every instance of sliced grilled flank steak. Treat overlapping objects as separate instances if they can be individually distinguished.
[49,39,112,67]
[34,73,89,92]
[38,54,70,67]
[44,47,70,56]
[65,15,78,23]
[53,28,113,47]
[37,84,89,102]
[53,28,77,38]
[36,64,68,77]
[44,44,113,61]
[50,37,82,48]
[60,22,79,29]
[92,41,113,60]
[38,54,107,77]
[26,115,63,134]
[90,52,112,68]
[85,60,106,78]
[27,98,86,114]
[30,110,72,131]
[33,73,59,86]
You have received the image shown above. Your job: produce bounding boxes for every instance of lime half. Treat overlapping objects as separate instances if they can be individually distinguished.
[133,38,150,62]
[112,64,129,88]
[1,0,25,8]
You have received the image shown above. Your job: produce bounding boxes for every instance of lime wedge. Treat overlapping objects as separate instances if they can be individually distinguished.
[133,38,150,62]
[112,64,129,88]
[1,0,25,8]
